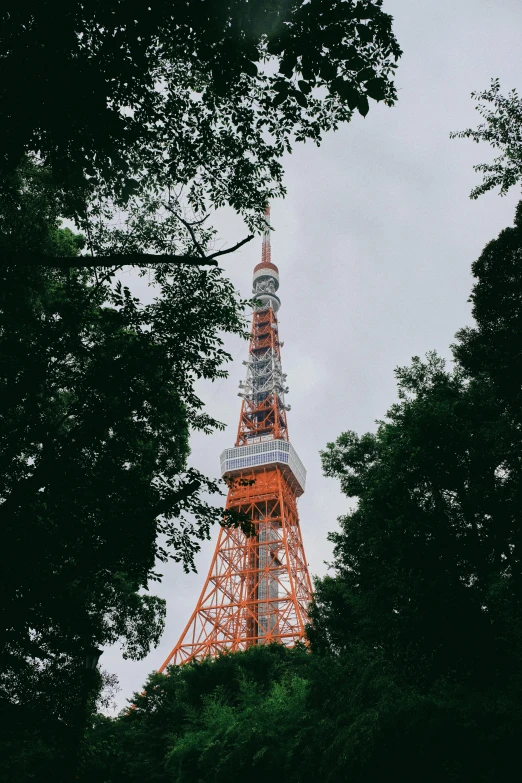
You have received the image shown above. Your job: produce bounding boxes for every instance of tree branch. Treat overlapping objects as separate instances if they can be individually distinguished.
[163,204,254,260]
[163,206,207,259]
[154,480,202,518]
[0,251,219,269]
[1,235,255,269]
[88,264,125,300]
[208,234,254,259]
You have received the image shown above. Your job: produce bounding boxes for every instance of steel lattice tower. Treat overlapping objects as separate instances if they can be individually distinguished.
[158,207,313,669]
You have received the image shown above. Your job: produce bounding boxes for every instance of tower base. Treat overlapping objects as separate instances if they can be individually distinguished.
[158,467,312,670]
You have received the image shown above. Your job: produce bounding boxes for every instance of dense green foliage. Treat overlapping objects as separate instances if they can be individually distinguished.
[0,160,250,778]
[451,79,522,199]
[0,0,401,226]
[310,201,522,780]
[76,203,522,783]
[84,645,312,783]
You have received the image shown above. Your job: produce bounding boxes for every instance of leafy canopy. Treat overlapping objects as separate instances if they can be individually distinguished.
[451,79,522,199]
[82,645,312,783]
[0,160,249,738]
[0,0,401,226]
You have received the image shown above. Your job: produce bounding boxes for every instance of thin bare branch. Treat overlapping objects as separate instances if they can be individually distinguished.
[208,234,254,259]
[163,202,254,261]
[165,207,207,259]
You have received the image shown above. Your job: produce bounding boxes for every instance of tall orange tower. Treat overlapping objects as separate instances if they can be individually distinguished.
[159,207,313,669]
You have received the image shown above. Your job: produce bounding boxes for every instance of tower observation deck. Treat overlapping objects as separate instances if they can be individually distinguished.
[158,207,313,668]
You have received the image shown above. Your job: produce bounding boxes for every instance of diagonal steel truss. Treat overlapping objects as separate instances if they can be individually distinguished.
[158,466,312,669]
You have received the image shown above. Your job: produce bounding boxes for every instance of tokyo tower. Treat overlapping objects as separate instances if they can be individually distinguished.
[158,207,313,669]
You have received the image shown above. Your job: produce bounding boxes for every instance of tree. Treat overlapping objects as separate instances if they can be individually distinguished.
[0,665,118,783]
[0,159,250,779]
[81,644,311,783]
[451,79,522,199]
[454,200,522,403]
[308,202,522,781]
[0,0,401,239]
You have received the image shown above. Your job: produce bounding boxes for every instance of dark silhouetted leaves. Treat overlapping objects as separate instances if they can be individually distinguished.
[0,161,248,764]
[451,79,522,199]
[332,78,359,109]
[322,26,345,48]
[279,56,296,78]
[357,94,369,116]
[273,80,289,93]
[272,92,288,108]
[356,24,374,44]
[242,60,258,78]
[355,2,375,20]
[365,78,387,101]
[0,0,401,231]
[320,60,338,81]
[345,53,366,71]
[358,66,377,82]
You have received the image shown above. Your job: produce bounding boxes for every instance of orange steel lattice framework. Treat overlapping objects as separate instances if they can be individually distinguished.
[159,207,312,670]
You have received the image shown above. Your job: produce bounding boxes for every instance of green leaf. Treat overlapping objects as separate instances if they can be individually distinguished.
[266,30,291,57]
[121,178,140,201]
[272,92,287,108]
[301,61,315,82]
[279,56,296,78]
[243,60,258,78]
[322,26,344,48]
[298,80,312,95]
[358,67,376,82]
[356,24,374,44]
[355,2,375,20]
[273,80,289,94]
[320,61,337,82]
[267,40,285,56]
[345,54,366,71]
[357,94,369,117]
[294,91,308,109]
[333,79,359,110]
[365,78,387,102]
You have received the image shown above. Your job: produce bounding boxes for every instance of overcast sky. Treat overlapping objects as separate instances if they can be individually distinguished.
[103,0,522,710]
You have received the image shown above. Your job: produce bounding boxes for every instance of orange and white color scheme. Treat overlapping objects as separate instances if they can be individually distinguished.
[158,207,313,669]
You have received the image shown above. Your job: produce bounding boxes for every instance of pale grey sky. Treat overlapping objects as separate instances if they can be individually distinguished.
[103,0,522,710]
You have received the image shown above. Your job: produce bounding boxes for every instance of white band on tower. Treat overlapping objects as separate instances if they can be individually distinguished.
[262,204,271,267]
[254,204,280,311]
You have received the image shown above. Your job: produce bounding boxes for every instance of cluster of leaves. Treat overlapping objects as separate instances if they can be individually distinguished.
[0,0,401,228]
[0,664,118,783]
[81,645,313,783]
[0,160,250,751]
[451,78,522,199]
